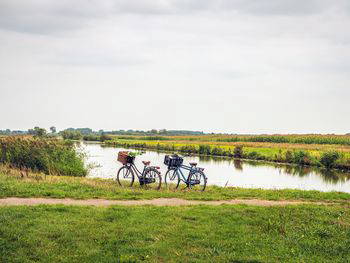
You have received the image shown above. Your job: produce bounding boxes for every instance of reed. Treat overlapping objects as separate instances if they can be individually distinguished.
[0,136,86,176]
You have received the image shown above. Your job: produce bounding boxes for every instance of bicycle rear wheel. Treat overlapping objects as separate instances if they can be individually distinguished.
[188,171,207,191]
[116,166,134,187]
[164,168,180,190]
[142,167,162,190]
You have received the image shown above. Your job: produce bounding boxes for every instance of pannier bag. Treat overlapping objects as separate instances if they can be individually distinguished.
[117,151,135,165]
[164,154,183,168]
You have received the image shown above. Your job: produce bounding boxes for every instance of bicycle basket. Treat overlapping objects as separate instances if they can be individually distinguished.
[164,155,183,168]
[117,151,135,165]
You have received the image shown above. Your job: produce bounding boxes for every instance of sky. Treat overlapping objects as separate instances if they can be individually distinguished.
[0,0,349,134]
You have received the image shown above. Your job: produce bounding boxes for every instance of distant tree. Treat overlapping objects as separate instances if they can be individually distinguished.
[32,127,47,137]
[61,130,82,140]
[159,129,167,135]
[150,129,158,134]
[50,126,57,133]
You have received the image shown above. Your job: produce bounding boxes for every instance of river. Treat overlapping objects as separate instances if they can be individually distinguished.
[82,142,350,193]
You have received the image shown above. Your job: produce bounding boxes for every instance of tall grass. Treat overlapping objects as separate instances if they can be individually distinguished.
[0,137,86,176]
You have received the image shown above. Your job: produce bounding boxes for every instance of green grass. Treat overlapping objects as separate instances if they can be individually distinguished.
[1,168,350,202]
[0,204,350,262]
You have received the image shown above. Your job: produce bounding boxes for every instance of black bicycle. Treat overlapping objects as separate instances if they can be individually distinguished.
[164,155,207,191]
[116,151,162,190]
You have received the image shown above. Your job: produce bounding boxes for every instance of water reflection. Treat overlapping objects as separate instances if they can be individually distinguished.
[209,157,350,185]
[83,143,350,193]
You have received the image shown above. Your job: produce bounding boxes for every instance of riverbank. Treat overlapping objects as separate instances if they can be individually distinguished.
[1,166,350,202]
[104,136,350,171]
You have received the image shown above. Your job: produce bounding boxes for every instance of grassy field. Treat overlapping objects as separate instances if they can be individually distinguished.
[1,204,350,262]
[105,135,350,171]
[1,166,350,202]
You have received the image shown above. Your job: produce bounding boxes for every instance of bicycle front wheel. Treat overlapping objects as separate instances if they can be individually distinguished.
[142,167,162,190]
[188,171,207,191]
[116,166,134,187]
[165,168,180,190]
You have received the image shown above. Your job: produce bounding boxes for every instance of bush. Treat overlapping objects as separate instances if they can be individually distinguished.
[211,147,224,156]
[0,137,86,176]
[179,145,197,154]
[100,134,112,142]
[233,145,244,158]
[293,150,312,165]
[247,151,261,160]
[83,134,100,141]
[320,151,341,168]
[285,150,293,163]
[198,145,211,155]
[61,130,83,140]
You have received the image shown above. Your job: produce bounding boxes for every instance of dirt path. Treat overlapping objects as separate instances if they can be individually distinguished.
[0,197,332,207]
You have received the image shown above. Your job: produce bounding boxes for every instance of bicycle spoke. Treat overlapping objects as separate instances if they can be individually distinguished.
[116,166,134,187]
[142,168,161,190]
[165,169,179,190]
[188,171,207,191]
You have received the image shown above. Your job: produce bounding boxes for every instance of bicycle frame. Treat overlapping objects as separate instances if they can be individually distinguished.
[173,164,197,184]
[125,163,147,179]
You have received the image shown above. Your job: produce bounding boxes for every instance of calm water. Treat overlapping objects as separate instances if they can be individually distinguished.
[82,142,350,193]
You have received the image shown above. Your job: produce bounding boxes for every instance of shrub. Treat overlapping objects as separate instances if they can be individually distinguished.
[198,145,211,155]
[179,145,197,154]
[233,145,244,158]
[285,150,293,163]
[248,151,261,160]
[83,134,100,141]
[293,150,312,165]
[320,151,341,169]
[0,137,86,176]
[211,147,224,156]
[100,134,112,142]
[61,130,83,140]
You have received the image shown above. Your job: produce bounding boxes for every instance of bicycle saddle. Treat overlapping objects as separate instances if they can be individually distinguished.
[142,161,151,166]
[189,162,197,166]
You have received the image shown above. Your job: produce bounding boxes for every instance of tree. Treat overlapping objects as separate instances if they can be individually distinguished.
[50,126,57,134]
[159,129,167,135]
[61,130,82,140]
[32,127,47,137]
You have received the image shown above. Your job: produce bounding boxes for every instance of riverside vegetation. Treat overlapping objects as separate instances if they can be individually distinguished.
[104,134,350,171]
[0,136,86,176]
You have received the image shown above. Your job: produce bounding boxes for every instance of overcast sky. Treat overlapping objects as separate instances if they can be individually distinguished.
[0,0,349,134]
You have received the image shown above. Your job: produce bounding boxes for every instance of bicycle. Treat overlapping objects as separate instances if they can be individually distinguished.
[116,151,162,190]
[164,155,207,191]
